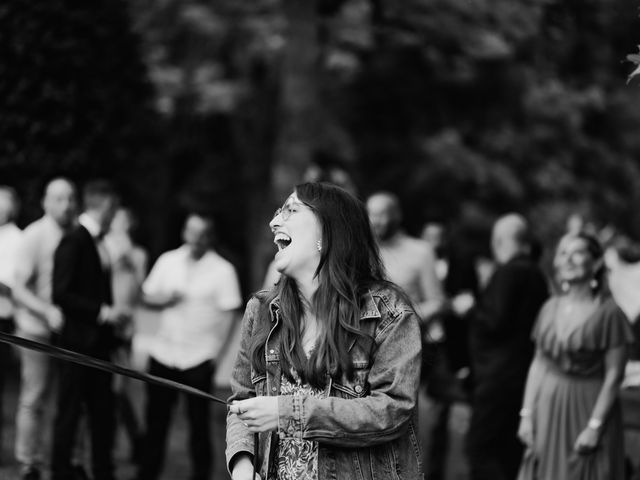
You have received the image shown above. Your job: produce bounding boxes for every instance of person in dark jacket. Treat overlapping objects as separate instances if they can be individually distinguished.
[50,180,126,480]
[421,221,478,480]
[467,213,548,480]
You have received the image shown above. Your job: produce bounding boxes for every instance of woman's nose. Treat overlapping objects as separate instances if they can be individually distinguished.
[269,215,280,231]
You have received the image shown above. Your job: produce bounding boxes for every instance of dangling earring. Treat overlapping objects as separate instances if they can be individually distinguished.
[590,278,598,290]
[561,281,570,293]
[316,240,322,252]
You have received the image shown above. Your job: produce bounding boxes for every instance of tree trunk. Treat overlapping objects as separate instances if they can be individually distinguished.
[244,0,320,290]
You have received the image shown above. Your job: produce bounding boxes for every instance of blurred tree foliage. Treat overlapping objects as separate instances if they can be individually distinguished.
[1,0,640,288]
[0,0,167,253]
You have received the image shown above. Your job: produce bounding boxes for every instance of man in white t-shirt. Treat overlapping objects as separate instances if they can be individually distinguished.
[135,213,242,480]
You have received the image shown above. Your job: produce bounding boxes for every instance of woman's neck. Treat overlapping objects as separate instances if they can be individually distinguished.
[295,273,319,307]
[565,282,595,302]
[296,278,318,308]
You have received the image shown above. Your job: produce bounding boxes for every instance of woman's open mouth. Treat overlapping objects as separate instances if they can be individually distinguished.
[274,232,292,251]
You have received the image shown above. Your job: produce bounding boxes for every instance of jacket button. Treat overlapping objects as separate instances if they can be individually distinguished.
[272,387,277,392]
[354,385,363,393]
[269,349,275,354]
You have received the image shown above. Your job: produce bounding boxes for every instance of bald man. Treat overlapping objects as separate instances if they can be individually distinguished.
[467,214,548,480]
[12,178,78,480]
[367,192,444,320]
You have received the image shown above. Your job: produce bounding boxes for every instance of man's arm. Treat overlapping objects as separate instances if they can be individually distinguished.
[141,291,182,310]
[415,245,445,320]
[13,262,63,331]
[140,254,182,310]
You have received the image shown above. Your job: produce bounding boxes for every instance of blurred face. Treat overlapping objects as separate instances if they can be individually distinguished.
[366,195,398,241]
[183,215,211,259]
[43,180,77,227]
[554,235,599,285]
[0,192,15,226]
[110,208,132,235]
[422,224,445,252]
[99,196,119,231]
[269,192,322,281]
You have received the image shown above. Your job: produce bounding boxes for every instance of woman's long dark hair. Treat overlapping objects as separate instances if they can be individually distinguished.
[250,182,387,388]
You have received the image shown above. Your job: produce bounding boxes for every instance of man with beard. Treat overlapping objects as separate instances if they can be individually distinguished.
[51,180,125,480]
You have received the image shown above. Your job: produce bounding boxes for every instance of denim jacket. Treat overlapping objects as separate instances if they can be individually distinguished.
[226,285,424,480]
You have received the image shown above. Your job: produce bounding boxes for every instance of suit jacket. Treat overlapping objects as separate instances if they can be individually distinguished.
[53,224,115,355]
[441,247,479,370]
[469,254,548,395]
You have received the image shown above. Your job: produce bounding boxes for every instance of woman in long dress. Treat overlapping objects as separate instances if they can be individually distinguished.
[517,232,634,480]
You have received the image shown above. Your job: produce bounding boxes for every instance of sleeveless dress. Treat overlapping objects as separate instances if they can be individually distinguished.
[527,297,634,480]
[271,371,326,480]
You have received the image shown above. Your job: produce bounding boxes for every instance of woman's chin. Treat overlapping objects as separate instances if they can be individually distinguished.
[273,252,288,273]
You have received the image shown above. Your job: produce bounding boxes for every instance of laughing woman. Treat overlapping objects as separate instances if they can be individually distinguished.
[226,183,423,480]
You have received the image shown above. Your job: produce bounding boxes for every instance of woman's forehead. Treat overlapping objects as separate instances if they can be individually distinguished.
[559,235,589,252]
[284,192,302,206]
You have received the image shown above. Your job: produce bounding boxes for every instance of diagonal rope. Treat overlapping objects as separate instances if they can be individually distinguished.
[0,331,229,406]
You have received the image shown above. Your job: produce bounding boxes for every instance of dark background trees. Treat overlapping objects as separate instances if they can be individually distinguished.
[1,0,639,291]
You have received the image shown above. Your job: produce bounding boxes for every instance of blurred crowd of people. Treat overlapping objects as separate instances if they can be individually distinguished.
[0,178,242,480]
[0,172,639,480]
[361,191,640,480]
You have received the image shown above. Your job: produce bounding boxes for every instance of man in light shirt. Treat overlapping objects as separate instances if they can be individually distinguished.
[0,185,22,463]
[366,192,444,321]
[135,213,242,480]
[12,178,77,480]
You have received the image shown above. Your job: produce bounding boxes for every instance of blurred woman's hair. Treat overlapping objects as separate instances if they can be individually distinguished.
[250,182,388,388]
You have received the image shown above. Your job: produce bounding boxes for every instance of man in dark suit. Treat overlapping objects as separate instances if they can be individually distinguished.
[467,213,548,480]
[51,180,125,480]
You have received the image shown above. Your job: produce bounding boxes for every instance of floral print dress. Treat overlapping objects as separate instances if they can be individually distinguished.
[272,371,326,480]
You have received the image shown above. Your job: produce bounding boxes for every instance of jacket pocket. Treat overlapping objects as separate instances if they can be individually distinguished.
[333,361,370,398]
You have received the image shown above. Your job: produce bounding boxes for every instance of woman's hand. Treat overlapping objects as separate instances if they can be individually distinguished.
[231,454,262,480]
[517,416,534,448]
[573,426,600,454]
[229,396,279,433]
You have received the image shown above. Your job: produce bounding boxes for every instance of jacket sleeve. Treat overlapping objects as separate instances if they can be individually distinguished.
[225,297,259,471]
[52,231,102,320]
[277,306,422,448]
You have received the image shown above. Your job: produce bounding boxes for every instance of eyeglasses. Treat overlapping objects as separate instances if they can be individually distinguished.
[272,201,307,222]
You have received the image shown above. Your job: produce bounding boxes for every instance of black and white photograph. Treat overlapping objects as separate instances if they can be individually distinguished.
[1,1,640,479]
